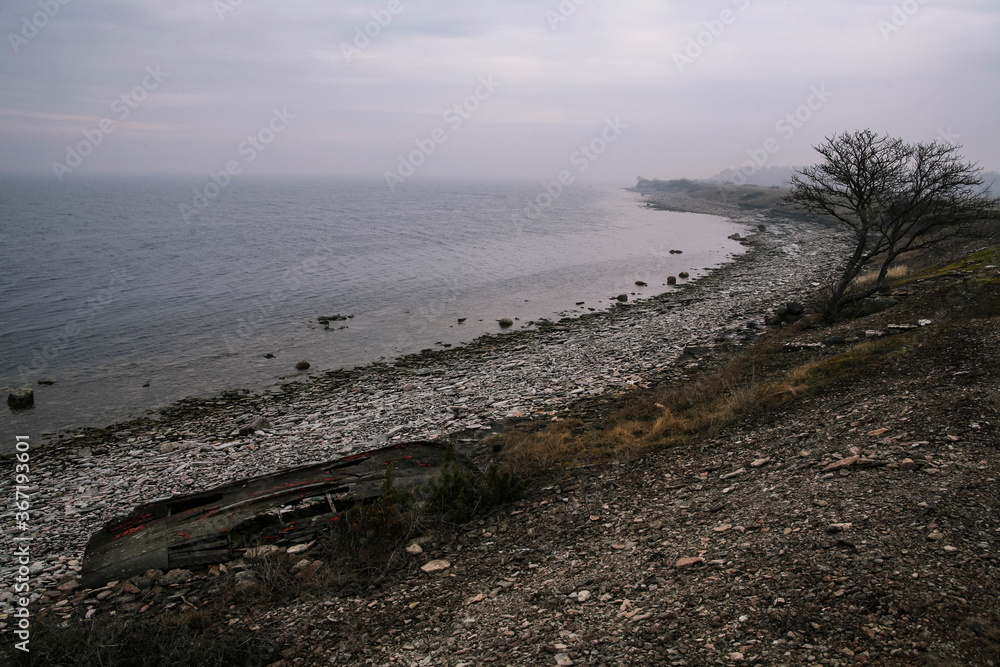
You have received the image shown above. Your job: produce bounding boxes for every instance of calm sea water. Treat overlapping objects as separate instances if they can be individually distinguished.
[0,175,746,437]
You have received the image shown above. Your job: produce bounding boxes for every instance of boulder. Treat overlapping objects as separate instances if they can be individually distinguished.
[160,568,194,586]
[7,388,34,409]
[238,415,271,436]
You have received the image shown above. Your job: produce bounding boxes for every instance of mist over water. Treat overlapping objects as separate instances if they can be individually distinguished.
[0,176,746,435]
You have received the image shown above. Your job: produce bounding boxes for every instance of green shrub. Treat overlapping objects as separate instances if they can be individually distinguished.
[424,447,529,522]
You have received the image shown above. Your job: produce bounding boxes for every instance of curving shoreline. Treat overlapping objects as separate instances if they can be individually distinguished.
[0,208,854,600]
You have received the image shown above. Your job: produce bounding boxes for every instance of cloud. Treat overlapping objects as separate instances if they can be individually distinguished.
[0,0,997,181]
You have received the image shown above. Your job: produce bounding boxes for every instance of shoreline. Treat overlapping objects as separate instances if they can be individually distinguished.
[0,209,854,595]
[4,192,742,444]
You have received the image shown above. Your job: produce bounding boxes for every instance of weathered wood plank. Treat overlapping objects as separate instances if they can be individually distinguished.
[81,441,460,588]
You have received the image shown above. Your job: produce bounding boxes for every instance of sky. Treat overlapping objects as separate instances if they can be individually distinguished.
[1,0,998,186]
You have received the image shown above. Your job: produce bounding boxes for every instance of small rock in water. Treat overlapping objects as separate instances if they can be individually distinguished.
[635,281,647,286]
[667,276,677,285]
[457,318,466,323]
[7,388,34,409]
[36,378,55,385]
[679,271,690,278]
[263,353,275,359]
[616,294,628,302]
[295,361,310,371]
[498,318,513,328]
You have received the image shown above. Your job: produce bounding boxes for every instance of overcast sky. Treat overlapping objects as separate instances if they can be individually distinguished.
[1,0,998,185]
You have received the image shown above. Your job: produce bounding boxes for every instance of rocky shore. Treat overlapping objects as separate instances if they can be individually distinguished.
[0,209,852,615]
[5,181,1000,665]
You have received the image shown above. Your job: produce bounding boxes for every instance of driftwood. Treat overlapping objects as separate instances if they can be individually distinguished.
[81,441,459,588]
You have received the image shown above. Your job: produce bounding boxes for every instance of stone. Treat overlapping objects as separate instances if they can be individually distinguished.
[827,523,853,533]
[635,281,647,286]
[555,653,573,666]
[421,559,451,574]
[160,442,179,454]
[675,557,704,568]
[900,458,919,471]
[245,545,280,559]
[751,457,771,468]
[286,543,312,555]
[720,468,746,480]
[57,578,80,592]
[117,581,141,595]
[405,543,424,556]
[295,361,310,371]
[679,271,690,278]
[7,388,34,409]
[239,416,271,436]
[577,589,591,602]
[290,559,312,574]
[294,560,324,580]
[160,568,194,585]
[791,317,811,331]
[498,318,514,328]
[867,428,890,436]
[234,570,259,591]
[822,455,860,472]
[616,294,628,302]
[667,276,677,285]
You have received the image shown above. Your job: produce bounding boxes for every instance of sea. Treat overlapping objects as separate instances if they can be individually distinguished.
[0,175,747,439]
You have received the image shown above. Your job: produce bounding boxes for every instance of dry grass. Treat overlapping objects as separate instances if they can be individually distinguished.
[850,263,910,291]
[494,336,819,471]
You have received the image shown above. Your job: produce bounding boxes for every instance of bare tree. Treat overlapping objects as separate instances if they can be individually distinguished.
[783,129,999,316]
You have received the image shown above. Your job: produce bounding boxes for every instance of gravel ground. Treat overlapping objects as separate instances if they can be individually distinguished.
[8,192,999,666]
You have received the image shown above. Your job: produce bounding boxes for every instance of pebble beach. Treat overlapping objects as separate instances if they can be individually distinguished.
[0,212,851,604]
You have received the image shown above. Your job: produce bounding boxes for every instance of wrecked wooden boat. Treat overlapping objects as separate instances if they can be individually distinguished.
[81,441,459,588]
